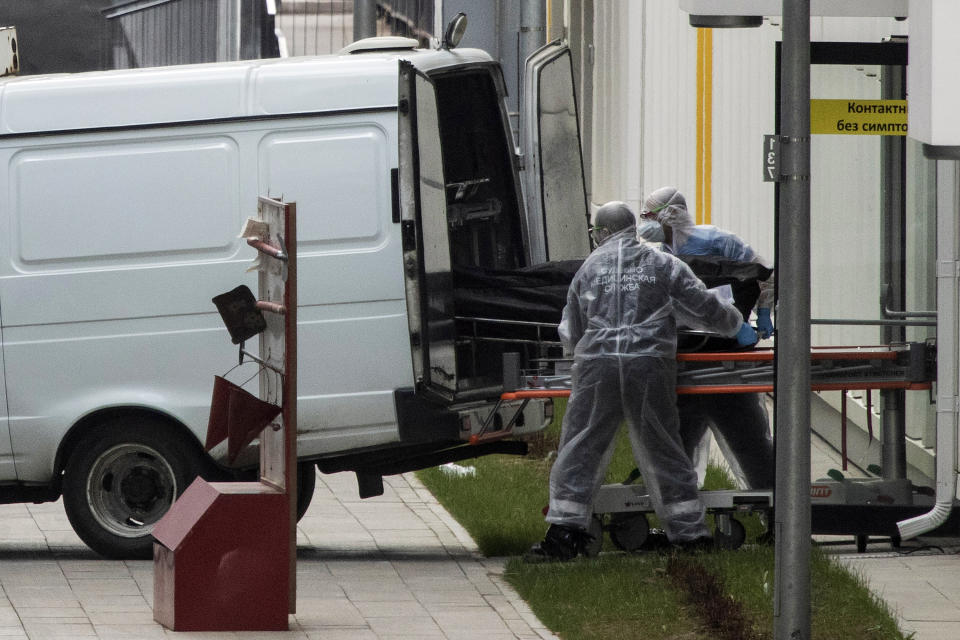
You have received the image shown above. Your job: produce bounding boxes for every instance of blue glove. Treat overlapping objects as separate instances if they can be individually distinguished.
[736,322,758,347]
[756,308,774,339]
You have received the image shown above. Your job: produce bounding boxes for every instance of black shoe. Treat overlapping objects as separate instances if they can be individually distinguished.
[676,535,715,553]
[524,524,592,563]
[639,528,673,552]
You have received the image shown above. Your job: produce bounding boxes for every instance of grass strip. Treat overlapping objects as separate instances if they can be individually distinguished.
[418,401,910,639]
[668,553,766,640]
[504,553,704,640]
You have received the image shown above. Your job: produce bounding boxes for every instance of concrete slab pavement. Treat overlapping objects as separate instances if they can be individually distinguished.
[1,436,959,639]
[809,433,960,640]
[0,472,556,639]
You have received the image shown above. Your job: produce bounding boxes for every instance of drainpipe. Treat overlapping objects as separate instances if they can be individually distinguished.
[353,0,377,42]
[879,61,907,481]
[897,158,959,540]
[519,0,546,72]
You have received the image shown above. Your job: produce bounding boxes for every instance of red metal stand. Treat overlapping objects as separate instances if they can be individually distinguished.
[152,480,288,631]
[153,198,297,631]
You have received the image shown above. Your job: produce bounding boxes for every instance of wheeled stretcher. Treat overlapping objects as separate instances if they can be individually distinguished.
[456,314,939,552]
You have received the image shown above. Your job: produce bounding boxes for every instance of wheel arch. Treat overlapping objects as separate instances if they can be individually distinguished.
[52,406,208,494]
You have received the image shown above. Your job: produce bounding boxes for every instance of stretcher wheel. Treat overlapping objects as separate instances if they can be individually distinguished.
[714,515,746,550]
[584,515,604,557]
[609,513,649,552]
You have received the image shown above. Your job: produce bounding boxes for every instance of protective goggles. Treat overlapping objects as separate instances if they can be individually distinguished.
[589,225,610,245]
[640,201,669,219]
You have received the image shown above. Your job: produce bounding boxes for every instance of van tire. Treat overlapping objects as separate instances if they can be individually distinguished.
[62,417,203,559]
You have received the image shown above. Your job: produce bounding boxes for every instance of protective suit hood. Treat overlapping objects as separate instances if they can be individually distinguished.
[643,186,693,229]
[643,187,774,312]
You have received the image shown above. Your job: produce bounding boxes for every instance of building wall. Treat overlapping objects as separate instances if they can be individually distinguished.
[579,1,935,480]
[0,0,115,74]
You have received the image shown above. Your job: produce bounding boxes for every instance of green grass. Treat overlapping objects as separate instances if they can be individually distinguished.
[504,554,701,640]
[690,547,906,640]
[418,398,763,555]
[418,452,551,556]
[417,400,909,639]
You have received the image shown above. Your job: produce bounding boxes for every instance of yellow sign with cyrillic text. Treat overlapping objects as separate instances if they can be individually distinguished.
[810,99,907,135]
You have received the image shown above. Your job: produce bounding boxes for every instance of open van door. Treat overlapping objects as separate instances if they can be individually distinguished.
[521,41,591,265]
[397,60,458,403]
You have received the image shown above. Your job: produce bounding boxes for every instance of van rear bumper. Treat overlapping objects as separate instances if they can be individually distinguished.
[393,387,550,443]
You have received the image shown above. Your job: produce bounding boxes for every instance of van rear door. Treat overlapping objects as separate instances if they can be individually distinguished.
[520,41,591,264]
[397,60,458,403]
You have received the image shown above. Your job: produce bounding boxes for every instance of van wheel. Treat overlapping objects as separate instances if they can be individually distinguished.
[62,417,203,560]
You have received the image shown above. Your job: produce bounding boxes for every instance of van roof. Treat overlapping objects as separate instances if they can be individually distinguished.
[0,47,495,135]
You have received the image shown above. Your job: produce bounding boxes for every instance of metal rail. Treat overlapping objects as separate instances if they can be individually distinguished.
[500,343,933,399]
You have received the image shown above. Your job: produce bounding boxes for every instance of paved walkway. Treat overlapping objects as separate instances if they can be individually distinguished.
[0,472,556,639]
[0,438,959,639]
[809,434,960,640]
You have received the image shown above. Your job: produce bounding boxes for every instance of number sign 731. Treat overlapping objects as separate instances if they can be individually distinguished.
[763,134,780,183]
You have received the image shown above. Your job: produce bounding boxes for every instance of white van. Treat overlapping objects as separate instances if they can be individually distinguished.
[0,37,590,557]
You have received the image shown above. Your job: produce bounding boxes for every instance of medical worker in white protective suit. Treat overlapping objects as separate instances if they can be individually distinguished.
[524,201,756,562]
[641,187,774,337]
[640,186,776,490]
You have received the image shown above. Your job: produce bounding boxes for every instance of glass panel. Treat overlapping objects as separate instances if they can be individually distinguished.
[808,60,935,456]
[809,63,883,349]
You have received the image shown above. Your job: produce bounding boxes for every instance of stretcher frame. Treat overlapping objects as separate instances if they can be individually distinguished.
[455,315,940,551]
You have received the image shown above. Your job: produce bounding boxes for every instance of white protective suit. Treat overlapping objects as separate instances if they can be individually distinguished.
[547,227,742,541]
[642,186,776,490]
[645,186,774,315]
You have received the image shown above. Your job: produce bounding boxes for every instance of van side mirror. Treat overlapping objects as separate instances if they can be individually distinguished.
[442,13,467,50]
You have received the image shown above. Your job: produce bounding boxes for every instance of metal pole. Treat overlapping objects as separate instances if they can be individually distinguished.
[353,0,377,42]
[519,0,546,75]
[880,61,908,480]
[774,1,811,638]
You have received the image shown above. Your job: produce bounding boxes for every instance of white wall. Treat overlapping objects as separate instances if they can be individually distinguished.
[588,2,913,330]
[590,2,700,218]
[710,23,778,259]
[582,1,934,470]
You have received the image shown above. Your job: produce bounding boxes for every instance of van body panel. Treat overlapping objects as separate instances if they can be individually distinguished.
[250,58,398,117]
[0,48,496,136]
[293,301,413,442]
[0,43,583,555]
[0,262,250,327]
[4,313,235,481]
[258,126,390,248]
[0,102,412,477]
[11,138,239,266]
